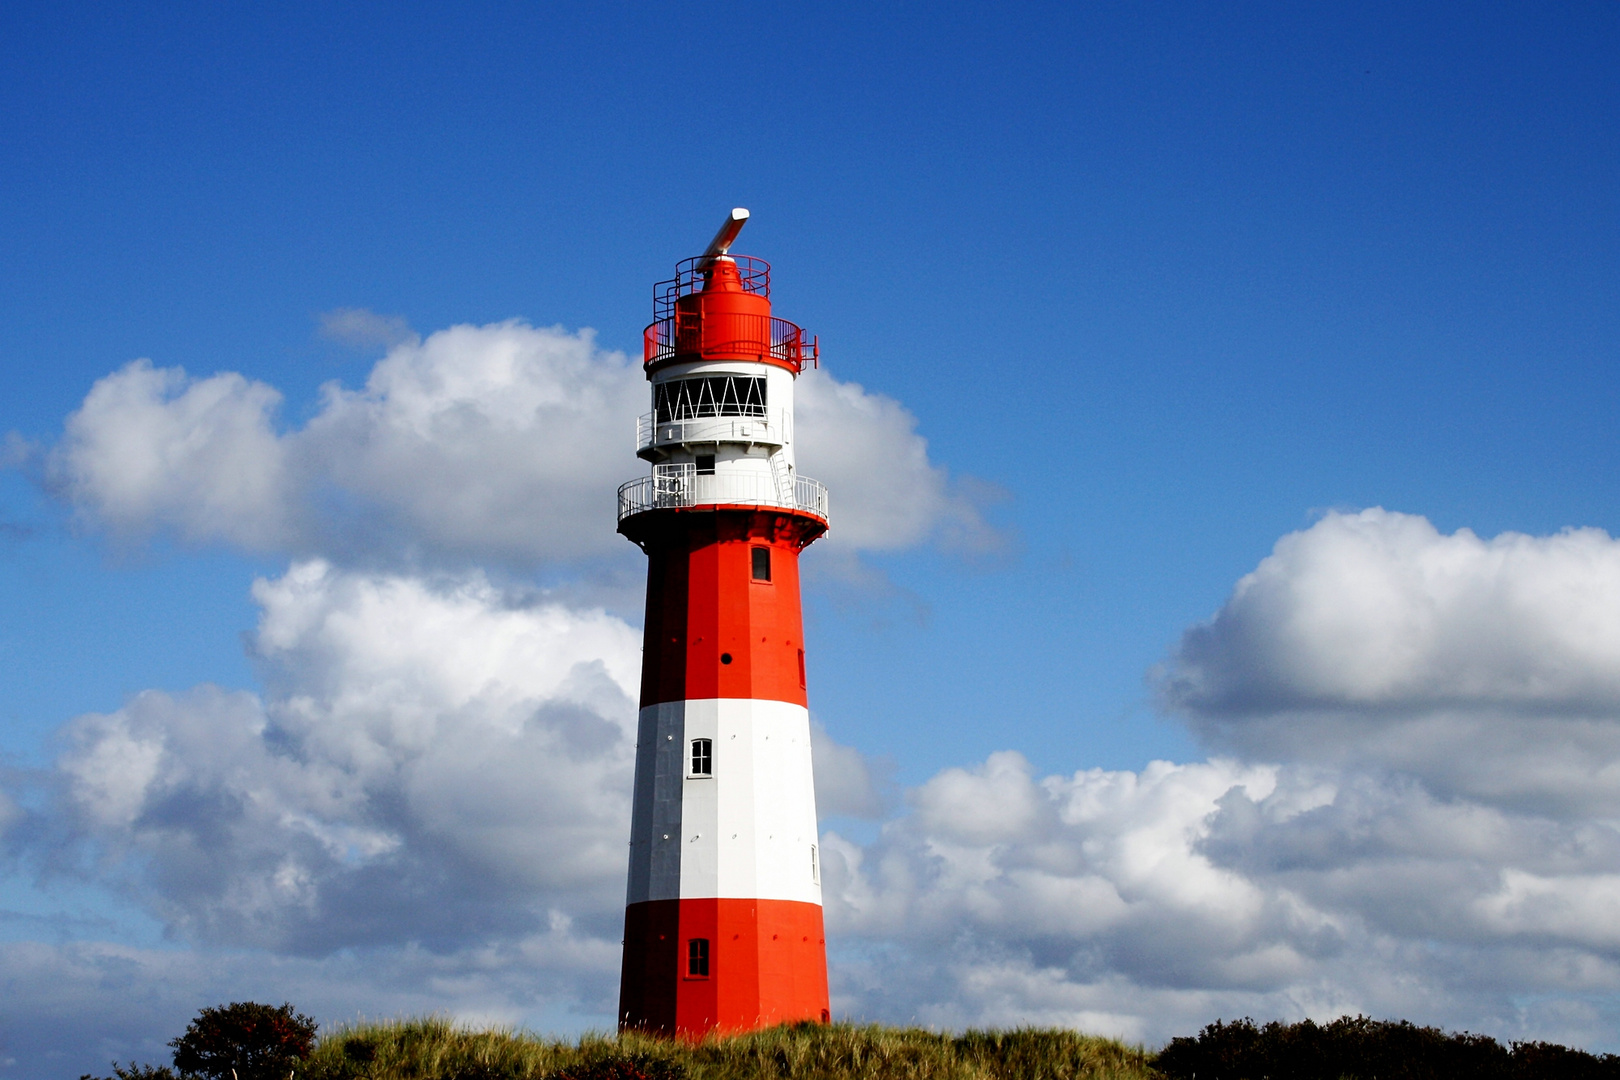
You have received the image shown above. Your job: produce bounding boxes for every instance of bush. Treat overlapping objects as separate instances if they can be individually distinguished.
[549,1056,685,1080]
[80,1065,181,1080]
[169,1002,319,1080]
[1154,1015,1620,1080]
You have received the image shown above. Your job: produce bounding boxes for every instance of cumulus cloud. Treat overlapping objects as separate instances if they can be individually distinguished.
[3,558,891,1014]
[0,934,617,1079]
[50,359,295,548]
[37,560,642,954]
[802,511,1620,1049]
[795,369,1005,556]
[28,371,1620,1069]
[821,751,1620,1048]
[811,721,893,820]
[1159,509,1620,813]
[48,323,996,565]
[1164,509,1620,715]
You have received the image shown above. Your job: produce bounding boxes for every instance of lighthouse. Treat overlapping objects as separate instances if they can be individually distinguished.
[616,209,831,1036]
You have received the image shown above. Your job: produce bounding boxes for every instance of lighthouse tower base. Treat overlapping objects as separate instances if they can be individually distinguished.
[620,898,829,1035]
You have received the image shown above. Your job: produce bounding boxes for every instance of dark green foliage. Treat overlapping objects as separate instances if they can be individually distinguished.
[1509,1041,1620,1080]
[169,1001,319,1080]
[549,1055,686,1080]
[80,1064,183,1080]
[1154,1015,1620,1080]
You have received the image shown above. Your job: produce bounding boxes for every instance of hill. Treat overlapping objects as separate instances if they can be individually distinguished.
[296,1018,1154,1080]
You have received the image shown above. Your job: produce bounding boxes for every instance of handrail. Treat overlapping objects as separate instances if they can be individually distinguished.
[618,470,829,524]
[643,313,817,371]
[654,255,770,321]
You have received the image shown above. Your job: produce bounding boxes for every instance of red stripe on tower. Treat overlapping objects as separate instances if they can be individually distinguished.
[616,210,831,1037]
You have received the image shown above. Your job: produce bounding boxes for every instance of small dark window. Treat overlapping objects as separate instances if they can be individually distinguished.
[687,938,710,977]
[690,738,712,776]
[720,652,733,665]
[797,648,806,688]
[751,546,771,581]
[695,454,715,475]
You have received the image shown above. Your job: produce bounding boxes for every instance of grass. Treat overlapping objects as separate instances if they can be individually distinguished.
[299,1018,1160,1080]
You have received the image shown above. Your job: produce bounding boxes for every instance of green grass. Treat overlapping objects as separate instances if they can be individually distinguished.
[299,1018,1160,1080]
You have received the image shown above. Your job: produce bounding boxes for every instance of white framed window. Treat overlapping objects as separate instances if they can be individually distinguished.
[689,738,713,777]
[810,843,820,885]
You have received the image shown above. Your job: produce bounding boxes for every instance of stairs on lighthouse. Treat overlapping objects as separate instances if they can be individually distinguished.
[768,450,793,507]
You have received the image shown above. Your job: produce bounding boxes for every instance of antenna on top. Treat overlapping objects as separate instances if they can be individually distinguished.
[697,208,749,267]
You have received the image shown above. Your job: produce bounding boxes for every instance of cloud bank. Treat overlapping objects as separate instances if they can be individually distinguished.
[1162,508,1620,813]
[47,320,994,565]
[10,325,1620,1072]
[0,559,888,1073]
[814,511,1620,1045]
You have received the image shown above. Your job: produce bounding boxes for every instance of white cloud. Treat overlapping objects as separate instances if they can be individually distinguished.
[43,560,642,953]
[809,512,1620,1048]
[318,307,417,350]
[820,751,1620,1049]
[50,359,295,548]
[0,933,619,1080]
[1159,509,1620,814]
[48,323,996,565]
[11,554,889,980]
[795,369,1003,556]
[1163,509,1620,715]
[811,721,892,820]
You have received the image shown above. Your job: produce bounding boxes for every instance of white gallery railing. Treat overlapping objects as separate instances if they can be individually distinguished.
[618,467,829,523]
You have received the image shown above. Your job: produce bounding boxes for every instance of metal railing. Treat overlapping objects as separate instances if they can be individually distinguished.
[643,312,817,371]
[654,255,771,321]
[617,466,829,523]
[636,408,791,452]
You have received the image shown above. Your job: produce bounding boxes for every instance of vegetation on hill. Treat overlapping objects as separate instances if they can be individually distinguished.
[85,1004,1620,1080]
[88,1016,1154,1080]
[1155,1016,1620,1080]
[302,1018,1155,1080]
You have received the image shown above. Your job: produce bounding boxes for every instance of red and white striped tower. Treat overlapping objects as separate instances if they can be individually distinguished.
[616,209,831,1037]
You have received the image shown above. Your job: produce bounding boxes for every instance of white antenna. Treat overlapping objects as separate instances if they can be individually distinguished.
[697,208,749,267]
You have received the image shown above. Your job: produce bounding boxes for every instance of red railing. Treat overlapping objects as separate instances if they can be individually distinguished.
[643,312,817,371]
[653,255,771,321]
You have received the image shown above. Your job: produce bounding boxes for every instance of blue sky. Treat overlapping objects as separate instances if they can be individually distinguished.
[3,3,1619,1076]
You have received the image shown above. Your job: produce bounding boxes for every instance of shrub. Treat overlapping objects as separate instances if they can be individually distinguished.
[549,1056,685,1080]
[169,1001,319,1080]
[80,1065,181,1080]
[1154,1015,1620,1080]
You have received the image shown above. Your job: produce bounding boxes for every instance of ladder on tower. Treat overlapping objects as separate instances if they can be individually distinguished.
[768,451,794,507]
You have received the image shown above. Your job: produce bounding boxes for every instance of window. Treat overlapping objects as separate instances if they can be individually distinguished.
[751,546,771,582]
[687,938,710,977]
[655,376,767,422]
[689,738,712,776]
[797,649,806,689]
[810,844,820,885]
[695,454,715,475]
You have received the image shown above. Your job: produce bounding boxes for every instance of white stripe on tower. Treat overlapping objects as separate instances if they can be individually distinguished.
[627,700,821,907]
